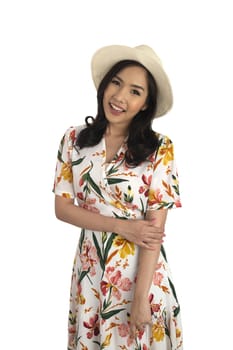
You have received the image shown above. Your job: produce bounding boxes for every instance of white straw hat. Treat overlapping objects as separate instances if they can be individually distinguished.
[91,44,173,118]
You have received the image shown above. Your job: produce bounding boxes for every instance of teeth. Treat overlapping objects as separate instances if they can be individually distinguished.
[110,103,124,112]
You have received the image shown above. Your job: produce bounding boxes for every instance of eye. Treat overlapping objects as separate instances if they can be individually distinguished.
[111,78,120,86]
[131,89,140,96]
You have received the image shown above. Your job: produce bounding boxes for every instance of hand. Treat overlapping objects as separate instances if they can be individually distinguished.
[129,296,152,339]
[118,219,165,249]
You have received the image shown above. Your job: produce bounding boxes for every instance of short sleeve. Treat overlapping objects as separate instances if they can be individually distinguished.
[53,126,76,199]
[147,134,182,210]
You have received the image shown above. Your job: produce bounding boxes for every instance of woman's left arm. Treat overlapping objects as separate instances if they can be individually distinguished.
[129,209,168,338]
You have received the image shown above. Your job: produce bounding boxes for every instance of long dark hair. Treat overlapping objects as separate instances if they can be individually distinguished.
[76,60,159,166]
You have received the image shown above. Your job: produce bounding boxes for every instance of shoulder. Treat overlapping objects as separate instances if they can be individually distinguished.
[154,131,173,147]
[62,125,86,144]
[147,131,174,164]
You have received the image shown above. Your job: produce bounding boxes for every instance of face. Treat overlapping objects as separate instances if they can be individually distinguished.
[103,65,148,130]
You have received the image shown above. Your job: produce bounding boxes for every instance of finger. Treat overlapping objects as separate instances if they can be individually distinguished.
[129,324,137,338]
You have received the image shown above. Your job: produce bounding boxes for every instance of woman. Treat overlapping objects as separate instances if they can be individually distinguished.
[53,44,183,350]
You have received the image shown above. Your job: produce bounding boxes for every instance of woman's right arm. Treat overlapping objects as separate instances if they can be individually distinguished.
[55,195,164,249]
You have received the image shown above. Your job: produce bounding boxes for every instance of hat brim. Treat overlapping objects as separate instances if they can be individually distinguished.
[91,45,173,118]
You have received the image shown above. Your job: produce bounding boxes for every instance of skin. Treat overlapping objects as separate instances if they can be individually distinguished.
[55,65,167,340]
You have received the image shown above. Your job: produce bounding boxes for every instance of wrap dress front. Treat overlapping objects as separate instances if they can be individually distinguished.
[53,125,183,350]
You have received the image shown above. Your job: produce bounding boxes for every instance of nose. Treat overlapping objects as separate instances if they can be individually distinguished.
[113,86,127,103]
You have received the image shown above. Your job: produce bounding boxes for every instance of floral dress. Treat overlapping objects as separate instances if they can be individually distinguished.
[53,125,183,350]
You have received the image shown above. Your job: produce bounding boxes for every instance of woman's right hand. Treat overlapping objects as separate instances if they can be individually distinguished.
[117,218,165,249]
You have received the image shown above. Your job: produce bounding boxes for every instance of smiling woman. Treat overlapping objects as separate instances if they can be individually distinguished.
[103,65,148,130]
[53,44,183,350]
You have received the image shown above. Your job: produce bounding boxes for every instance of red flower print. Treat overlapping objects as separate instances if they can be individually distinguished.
[101,266,132,300]
[118,323,129,337]
[175,200,182,208]
[79,177,84,186]
[83,314,100,339]
[80,239,99,276]
[77,192,84,200]
[153,272,164,286]
[139,174,152,195]
[149,293,162,314]
[69,129,76,143]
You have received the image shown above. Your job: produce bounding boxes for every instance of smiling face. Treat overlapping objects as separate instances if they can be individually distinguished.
[103,65,149,131]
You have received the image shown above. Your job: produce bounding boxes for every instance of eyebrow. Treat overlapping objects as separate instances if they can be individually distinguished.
[115,75,145,91]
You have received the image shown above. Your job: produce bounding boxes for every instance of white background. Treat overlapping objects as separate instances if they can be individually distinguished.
[0,0,232,349]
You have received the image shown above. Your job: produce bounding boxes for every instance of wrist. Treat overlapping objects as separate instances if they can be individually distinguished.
[113,218,126,237]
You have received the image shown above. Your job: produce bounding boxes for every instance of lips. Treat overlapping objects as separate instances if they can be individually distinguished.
[109,102,126,113]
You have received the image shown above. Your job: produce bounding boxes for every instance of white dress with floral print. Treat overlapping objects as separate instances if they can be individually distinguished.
[53,125,183,350]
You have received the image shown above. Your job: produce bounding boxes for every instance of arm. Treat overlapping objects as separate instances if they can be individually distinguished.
[55,195,164,249]
[129,209,168,337]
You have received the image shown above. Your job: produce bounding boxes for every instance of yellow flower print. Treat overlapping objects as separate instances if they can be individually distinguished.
[152,321,165,341]
[148,188,163,206]
[176,328,182,338]
[113,236,135,258]
[158,138,174,166]
[101,333,112,348]
[61,162,73,183]
[62,192,72,198]
[110,200,127,211]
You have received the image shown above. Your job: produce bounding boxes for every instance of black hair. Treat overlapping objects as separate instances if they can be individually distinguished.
[76,59,159,166]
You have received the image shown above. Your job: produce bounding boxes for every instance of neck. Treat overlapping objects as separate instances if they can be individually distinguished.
[105,124,128,138]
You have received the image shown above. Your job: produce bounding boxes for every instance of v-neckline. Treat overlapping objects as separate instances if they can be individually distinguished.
[102,136,127,165]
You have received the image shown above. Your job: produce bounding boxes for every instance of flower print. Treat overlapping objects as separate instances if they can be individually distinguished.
[143,345,149,350]
[61,192,72,198]
[83,314,100,339]
[176,328,182,338]
[112,151,125,164]
[80,239,99,276]
[110,200,128,211]
[149,294,162,314]
[101,333,112,348]
[158,138,174,166]
[61,162,73,183]
[153,271,164,286]
[101,266,132,300]
[175,200,182,208]
[139,174,152,196]
[92,150,106,158]
[117,323,135,347]
[80,198,100,213]
[77,192,84,200]
[113,236,135,259]
[152,321,165,341]
[118,323,129,337]
[69,128,76,144]
[79,342,88,350]
[148,188,163,206]
[76,282,86,305]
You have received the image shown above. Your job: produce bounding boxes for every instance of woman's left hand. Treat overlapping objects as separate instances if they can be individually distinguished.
[129,296,152,339]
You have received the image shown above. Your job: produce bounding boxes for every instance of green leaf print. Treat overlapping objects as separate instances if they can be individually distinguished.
[71,157,85,166]
[86,173,104,198]
[57,149,64,163]
[106,178,128,185]
[79,228,85,251]
[100,308,125,320]
[173,305,180,317]
[92,233,105,271]
[160,245,167,262]
[92,232,117,274]
[78,268,91,284]
[103,233,117,262]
